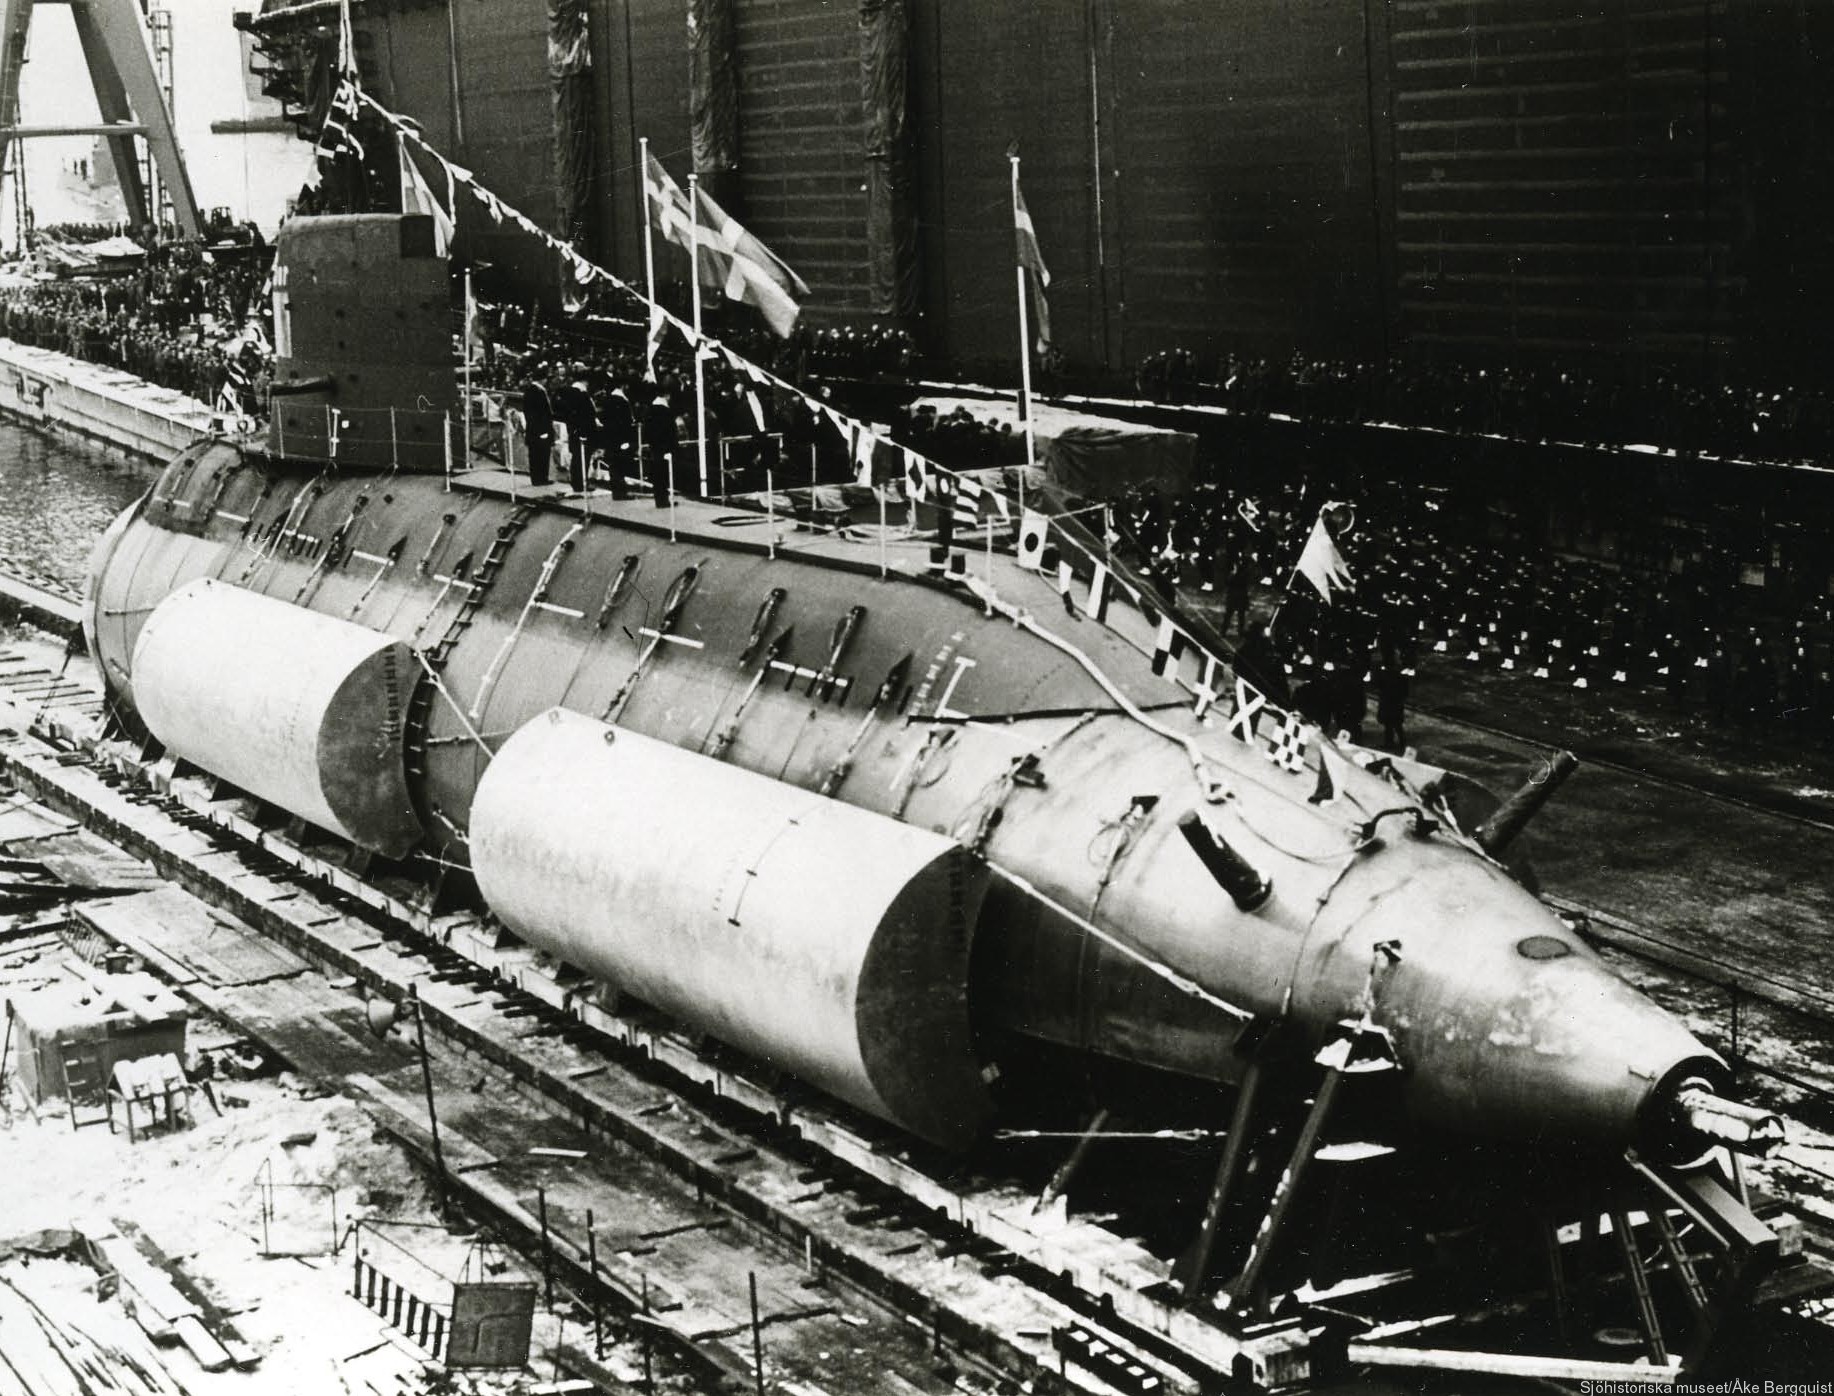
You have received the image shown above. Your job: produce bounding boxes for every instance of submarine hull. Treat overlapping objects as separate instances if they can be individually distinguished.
[85,442,1748,1160]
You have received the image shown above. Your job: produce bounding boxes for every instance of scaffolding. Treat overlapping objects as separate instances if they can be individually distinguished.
[0,0,199,242]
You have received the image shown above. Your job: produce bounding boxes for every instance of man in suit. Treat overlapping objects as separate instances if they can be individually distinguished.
[521,362,554,487]
[555,369,597,493]
[644,386,678,508]
[597,385,635,501]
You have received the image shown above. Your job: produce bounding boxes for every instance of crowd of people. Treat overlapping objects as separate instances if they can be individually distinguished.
[1132,350,1834,467]
[28,220,135,244]
[481,328,857,499]
[0,234,271,406]
[1096,479,1834,750]
[901,401,1024,466]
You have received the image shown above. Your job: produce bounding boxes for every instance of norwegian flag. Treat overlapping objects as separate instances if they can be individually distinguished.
[1013,164,1051,351]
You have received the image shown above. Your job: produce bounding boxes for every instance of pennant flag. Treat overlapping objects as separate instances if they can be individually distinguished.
[463,276,483,361]
[1308,753,1335,804]
[1226,678,1266,744]
[1013,169,1052,351]
[1150,616,1185,678]
[1296,512,1354,603]
[952,474,985,529]
[902,449,930,501]
[931,472,955,513]
[1056,558,1077,614]
[645,303,667,369]
[398,135,453,254]
[444,160,466,221]
[745,388,767,434]
[1192,655,1223,718]
[1016,509,1049,569]
[865,435,901,486]
[1265,711,1307,774]
[1081,562,1111,623]
[853,426,881,485]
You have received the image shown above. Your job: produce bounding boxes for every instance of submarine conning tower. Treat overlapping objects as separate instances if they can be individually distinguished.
[267,213,455,472]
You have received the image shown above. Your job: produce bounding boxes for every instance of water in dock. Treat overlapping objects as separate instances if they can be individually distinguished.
[0,421,152,591]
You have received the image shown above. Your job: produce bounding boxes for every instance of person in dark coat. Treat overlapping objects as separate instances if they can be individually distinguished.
[1233,622,1290,706]
[554,372,596,493]
[597,385,635,500]
[1375,658,1410,753]
[1330,659,1368,745]
[521,363,554,487]
[1222,556,1254,637]
[644,388,678,508]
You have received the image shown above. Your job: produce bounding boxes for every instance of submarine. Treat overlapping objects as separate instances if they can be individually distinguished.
[85,214,1788,1346]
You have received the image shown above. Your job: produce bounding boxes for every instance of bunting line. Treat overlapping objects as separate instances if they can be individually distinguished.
[345,86,1315,776]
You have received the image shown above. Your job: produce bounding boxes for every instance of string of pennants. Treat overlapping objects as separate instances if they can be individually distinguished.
[351,89,1318,785]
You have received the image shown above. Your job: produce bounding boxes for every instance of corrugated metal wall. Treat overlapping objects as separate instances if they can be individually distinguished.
[1386,0,1730,375]
[910,2,1097,375]
[452,0,559,284]
[1730,0,1834,378]
[1106,0,1384,367]
[733,0,873,315]
[598,0,685,281]
[337,0,1834,385]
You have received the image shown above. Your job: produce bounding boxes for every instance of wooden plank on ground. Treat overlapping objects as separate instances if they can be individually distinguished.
[24,832,162,891]
[0,805,76,842]
[77,887,306,988]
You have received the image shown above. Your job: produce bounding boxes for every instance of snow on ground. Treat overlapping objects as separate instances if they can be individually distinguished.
[0,964,565,1395]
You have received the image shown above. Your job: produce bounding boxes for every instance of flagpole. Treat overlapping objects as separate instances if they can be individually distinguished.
[688,173,709,498]
[1011,154,1034,517]
[878,487,887,578]
[985,515,994,614]
[766,468,775,559]
[1265,562,1311,636]
[461,264,473,477]
[639,137,659,373]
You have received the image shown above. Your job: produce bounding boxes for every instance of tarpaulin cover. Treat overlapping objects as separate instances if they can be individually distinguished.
[911,396,1196,497]
[690,0,739,178]
[548,0,595,248]
[860,0,917,317]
